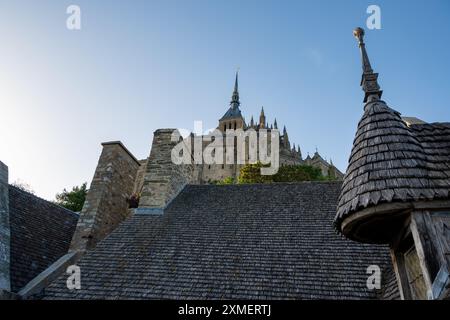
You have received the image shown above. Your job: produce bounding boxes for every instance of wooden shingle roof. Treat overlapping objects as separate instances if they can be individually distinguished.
[334,99,450,241]
[44,183,394,299]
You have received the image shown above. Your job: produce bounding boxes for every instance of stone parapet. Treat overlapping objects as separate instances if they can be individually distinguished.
[70,142,140,252]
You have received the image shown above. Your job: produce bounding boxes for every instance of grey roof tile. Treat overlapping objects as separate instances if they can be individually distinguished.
[43,182,394,300]
[9,186,79,292]
[335,100,450,230]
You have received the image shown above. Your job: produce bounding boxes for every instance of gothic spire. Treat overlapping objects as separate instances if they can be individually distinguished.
[230,70,240,108]
[259,107,266,129]
[274,118,278,129]
[353,27,382,103]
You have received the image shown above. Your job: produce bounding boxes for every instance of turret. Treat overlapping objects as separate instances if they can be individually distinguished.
[334,27,450,300]
[259,107,266,129]
[283,126,290,149]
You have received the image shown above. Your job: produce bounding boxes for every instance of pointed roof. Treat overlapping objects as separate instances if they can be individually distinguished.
[220,71,243,121]
[334,28,450,243]
[274,118,278,129]
[230,71,240,107]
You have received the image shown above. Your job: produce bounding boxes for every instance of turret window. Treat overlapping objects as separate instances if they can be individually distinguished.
[404,244,428,300]
[391,211,450,300]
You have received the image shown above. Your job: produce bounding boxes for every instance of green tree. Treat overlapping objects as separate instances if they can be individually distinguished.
[238,162,273,184]
[55,182,88,212]
[216,177,236,185]
[238,163,325,184]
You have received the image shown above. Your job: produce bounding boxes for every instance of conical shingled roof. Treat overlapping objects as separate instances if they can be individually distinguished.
[334,28,450,243]
[335,99,450,242]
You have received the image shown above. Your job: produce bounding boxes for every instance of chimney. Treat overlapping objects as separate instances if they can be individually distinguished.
[69,142,141,253]
[137,129,195,214]
[0,161,11,295]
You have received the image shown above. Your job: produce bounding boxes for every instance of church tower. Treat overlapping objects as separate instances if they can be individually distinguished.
[259,107,266,129]
[218,72,246,131]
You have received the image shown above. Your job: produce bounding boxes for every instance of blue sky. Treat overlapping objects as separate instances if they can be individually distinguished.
[0,0,449,199]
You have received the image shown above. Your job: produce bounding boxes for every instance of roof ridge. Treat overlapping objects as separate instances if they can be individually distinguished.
[9,184,80,216]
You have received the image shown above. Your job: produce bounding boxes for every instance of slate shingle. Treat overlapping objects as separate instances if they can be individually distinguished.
[335,100,450,231]
[9,186,79,292]
[43,182,395,299]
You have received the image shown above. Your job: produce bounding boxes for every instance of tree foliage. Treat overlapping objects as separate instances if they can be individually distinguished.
[11,179,35,194]
[215,177,236,185]
[238,163,325,184]
[55,182,88,212]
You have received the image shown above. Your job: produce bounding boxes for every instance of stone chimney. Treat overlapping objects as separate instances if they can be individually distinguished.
[0,161,11,296]
[137,129,195,214]
[70,142,141,253]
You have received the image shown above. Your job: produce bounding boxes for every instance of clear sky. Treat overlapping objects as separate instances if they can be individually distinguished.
[0,0,449,200]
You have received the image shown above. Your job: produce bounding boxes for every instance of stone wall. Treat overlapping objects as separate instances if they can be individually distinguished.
[198,131,302,183]
[132,158,148,195]
[70,141,141,252]
[138,129,195,212]
[0,161,10,295]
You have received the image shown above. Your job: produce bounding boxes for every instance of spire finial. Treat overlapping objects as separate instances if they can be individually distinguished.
[230,70,240,108]
[353,27,382,103]
[274,118,278,129]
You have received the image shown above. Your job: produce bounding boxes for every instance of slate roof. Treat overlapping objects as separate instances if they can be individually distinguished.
[220,106,243,120]
[44,182,394,299]
[379,266,400,300]
[9,186,79,292]
[335,99,450,232]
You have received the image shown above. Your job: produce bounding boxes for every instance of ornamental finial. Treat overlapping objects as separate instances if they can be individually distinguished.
[353,27,382,103]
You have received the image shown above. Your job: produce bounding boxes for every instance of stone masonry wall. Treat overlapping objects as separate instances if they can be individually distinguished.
[0,161,10,294]
[138,129,195,211]
[132,159,148,195]
[70,142,141,252]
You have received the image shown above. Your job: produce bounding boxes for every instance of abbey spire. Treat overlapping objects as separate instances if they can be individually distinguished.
[353,27,382,103]
[230,71,240,108]
[259,107,266,129]
[219,71,245,131]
